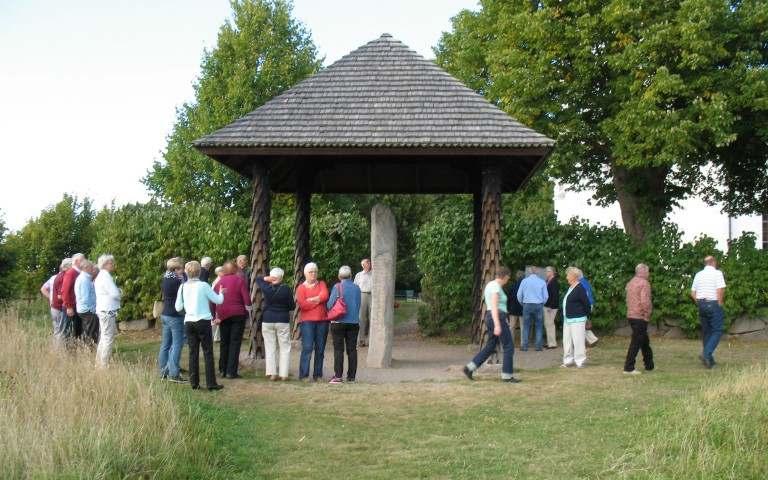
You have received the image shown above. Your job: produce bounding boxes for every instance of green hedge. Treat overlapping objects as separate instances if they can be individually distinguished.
[89,199,368,321]
[415,202,768,336]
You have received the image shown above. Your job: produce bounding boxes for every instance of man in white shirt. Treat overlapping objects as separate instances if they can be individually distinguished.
[690,255,726,369]
[353,258,373,347]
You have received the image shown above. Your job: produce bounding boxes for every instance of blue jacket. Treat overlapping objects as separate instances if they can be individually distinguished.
[326,279,361,324]
[517,274,549,304]
[75,271,96,314]
[580,277,596,306]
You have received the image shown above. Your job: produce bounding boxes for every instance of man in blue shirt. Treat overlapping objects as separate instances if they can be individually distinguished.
[517,266,549,351]
[74,259,99,348]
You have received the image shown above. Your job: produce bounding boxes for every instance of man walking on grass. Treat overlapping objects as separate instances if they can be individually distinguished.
[691,256,726,369]
[623,264,654,375]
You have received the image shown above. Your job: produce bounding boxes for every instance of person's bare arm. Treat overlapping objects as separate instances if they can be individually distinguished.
[490,291,501,336]
[717,287,725,306]
[40,284,51,300]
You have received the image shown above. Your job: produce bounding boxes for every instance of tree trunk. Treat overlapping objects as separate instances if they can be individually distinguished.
[470,190,483,342]
[248,161,271,359]
[472,163,503,344]
[291,186,311,339]
[613,165,669,244]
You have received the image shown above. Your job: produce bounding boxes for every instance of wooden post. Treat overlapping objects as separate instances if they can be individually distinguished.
[472,162,503,344]
[471,189,483,342]
[291,183,311,339]
[248,161,271,359]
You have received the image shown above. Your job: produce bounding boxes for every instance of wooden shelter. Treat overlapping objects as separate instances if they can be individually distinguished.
[194,34,554,348]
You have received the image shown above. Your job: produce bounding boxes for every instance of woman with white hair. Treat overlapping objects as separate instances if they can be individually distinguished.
[94,254,121,368]
[296,262,330,381]
[256,267,295,380]
[326,265,361,384]
[561,267,591,368]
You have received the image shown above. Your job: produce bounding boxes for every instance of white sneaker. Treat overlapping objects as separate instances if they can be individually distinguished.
[623,370,642,375]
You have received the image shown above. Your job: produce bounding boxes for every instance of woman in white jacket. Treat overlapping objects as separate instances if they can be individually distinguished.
[94,254,121,368]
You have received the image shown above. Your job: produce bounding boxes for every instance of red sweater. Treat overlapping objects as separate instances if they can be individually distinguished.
[61,267,80,310]
[51,271,66,310]
[213,274,251,320]
[296,281,329,321]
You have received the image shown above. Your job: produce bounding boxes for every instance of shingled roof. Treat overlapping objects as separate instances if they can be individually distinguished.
[194,33,554,150]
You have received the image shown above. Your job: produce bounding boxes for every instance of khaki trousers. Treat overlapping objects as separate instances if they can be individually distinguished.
[358,292,372,346]
[95,310,117,368]
[262,322,291,378]
[563,321,587,367]
[544,307,558,348]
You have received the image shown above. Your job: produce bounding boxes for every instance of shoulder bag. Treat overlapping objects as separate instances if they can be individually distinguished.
[326,282,347,321]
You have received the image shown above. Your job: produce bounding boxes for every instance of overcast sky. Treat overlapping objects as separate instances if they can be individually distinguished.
[2,0,761,250]
[0,0,479,231]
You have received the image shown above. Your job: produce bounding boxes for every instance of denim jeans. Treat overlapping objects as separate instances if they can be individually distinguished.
[521,303,544,350]
[158,315,185,378]
[472,311,514,377]
[698,300,724,363]
[299,321,330,379]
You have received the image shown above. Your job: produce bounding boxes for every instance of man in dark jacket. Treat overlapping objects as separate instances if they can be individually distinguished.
[505,270,525,342]
[544,266,560,349]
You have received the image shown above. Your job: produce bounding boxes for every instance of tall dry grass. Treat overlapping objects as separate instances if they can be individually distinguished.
[0,306,217,479]
[609,362,768,479]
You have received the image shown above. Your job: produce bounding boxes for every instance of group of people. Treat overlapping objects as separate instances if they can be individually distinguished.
[465,256,727,382]
[40,253,121,368]
[156,254,374,390]
[42,249,727,387]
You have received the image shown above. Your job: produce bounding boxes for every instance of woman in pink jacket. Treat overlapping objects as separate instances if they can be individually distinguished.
[213,261,251,379]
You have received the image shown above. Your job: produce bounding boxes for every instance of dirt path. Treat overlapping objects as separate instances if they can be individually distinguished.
[241,305,562,383]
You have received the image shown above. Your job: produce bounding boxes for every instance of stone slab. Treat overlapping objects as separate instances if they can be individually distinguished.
[367,203,397,368]
[728,317,767,334]
[119,318,154,331]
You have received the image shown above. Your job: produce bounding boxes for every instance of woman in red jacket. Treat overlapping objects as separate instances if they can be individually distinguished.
[212,261,252,379]
[296,262,330,381]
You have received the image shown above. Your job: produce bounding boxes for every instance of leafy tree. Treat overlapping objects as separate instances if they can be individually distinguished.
[143,0,322,214]
[0,211,16,300]
[7,195,95,296]
[416,203,767,337]
[88,198,367,321]
[436,0,768,242]
[90,202,251,320]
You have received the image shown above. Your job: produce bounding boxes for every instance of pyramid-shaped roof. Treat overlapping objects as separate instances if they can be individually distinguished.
[194,34,554,149]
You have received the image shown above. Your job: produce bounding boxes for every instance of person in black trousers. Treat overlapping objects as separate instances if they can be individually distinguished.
[326,266,362,384]
[213,261,252,379]
[175,261,225,391]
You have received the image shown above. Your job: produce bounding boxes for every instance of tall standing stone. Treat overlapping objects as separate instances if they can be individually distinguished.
[368,203,397,368]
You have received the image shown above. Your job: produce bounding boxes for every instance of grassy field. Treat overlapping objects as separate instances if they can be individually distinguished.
[2,302,767,479]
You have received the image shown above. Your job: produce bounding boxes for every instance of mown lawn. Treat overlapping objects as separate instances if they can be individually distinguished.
[114,327,767,479]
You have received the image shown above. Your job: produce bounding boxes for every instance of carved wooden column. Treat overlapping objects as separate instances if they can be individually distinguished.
[248,161,271,359]
[472,162,503,344]
[470,189,483,342]
[291,182,311,339]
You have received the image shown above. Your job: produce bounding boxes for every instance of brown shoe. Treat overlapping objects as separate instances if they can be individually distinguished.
[269,375,279,381]
[279,376,289,381]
